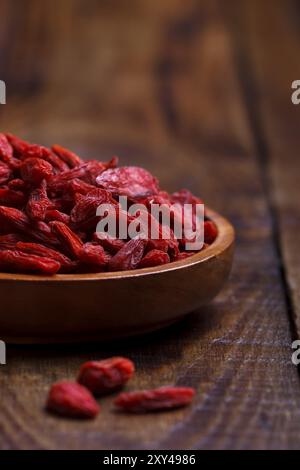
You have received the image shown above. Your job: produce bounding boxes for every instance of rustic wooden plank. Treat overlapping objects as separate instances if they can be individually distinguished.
[0,0,299,449]
[226,0,300,338]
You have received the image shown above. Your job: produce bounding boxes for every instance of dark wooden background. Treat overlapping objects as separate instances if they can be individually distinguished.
[0,0,300,450]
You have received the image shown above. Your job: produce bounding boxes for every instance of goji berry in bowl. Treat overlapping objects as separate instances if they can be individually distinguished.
[0,133,235,343]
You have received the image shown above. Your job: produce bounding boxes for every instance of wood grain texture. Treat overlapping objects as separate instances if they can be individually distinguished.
[0,0,299,450]
[227,0,300,338]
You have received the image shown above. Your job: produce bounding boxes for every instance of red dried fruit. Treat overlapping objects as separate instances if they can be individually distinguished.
[0,132,217,275]
[46,381,100,419]
[0,249,60,274]
[29,220,59,246]
[0,234,23,250]
[0,188,26,207]
[0,162,11,185]
[114,386,195,413]
[8,178,27,191]
[45,209,70,225]
[5,133,30,156]
[96,166,159,199]
[108,238,146,271]
[70,188,116,231]
[26,181,53,220]
[204,220,218,244]
[139,249,170,268]
[175,251,197,261]
[93,232,125,254]
[79,243,109,268]
[20,157,53,185]
[78,357,135,396]
[22,144,69,172]
[16,242,75,273]
[52,144,83,168]
[67,178,95,197]
[0,206,31,232]
[171,189,203,206]
[50,221,83,258]
[0,133,13,163]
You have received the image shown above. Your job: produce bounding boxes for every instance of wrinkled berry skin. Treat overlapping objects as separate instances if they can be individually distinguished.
[78,357,135,396]
[114,386,195,413]
[46,381,100,419]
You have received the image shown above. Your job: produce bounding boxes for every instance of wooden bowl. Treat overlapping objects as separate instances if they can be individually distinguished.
[0,208,234,343]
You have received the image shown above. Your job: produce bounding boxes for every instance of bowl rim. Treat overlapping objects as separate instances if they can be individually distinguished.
[0,207,234,282]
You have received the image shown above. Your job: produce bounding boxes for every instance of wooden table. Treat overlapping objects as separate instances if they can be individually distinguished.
[0,0,300,450]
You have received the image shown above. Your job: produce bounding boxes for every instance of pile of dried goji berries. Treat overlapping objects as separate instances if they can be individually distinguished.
[0,133,217,274]
[46,357,195,418]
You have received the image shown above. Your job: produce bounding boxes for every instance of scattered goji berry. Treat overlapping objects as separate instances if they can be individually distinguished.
[46,381,100,419]
[78,357,135,396]
[114,386,195,412]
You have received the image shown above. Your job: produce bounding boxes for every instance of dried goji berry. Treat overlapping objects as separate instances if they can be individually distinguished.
[26,181,54,220]
[96,166,159,199]
[5,133,30,156]
[0,249,60,274]
[108,238,146,271]
[78,357,135,396]
[114,386,195,412]
[0,133,13,163]
[0,132,218,275]
[0,233,23,250]
[0,162,11,185]
[93,232,125,254]
[139,249,170,268]
[67,178,95,197]
[16,241,75,273]
[46,381,100,419]
[0,206,31,233]
[70,188,116,231]
[204,220,218,244]
[20,157,53,185]
[79,243,110,269]
[0,188,26,207]
[171,188,203,206]
[28,220,59,246]
[8,178,27,191]
[50,221,83,258]
[45,209,70,225]
[52,144,83,168]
